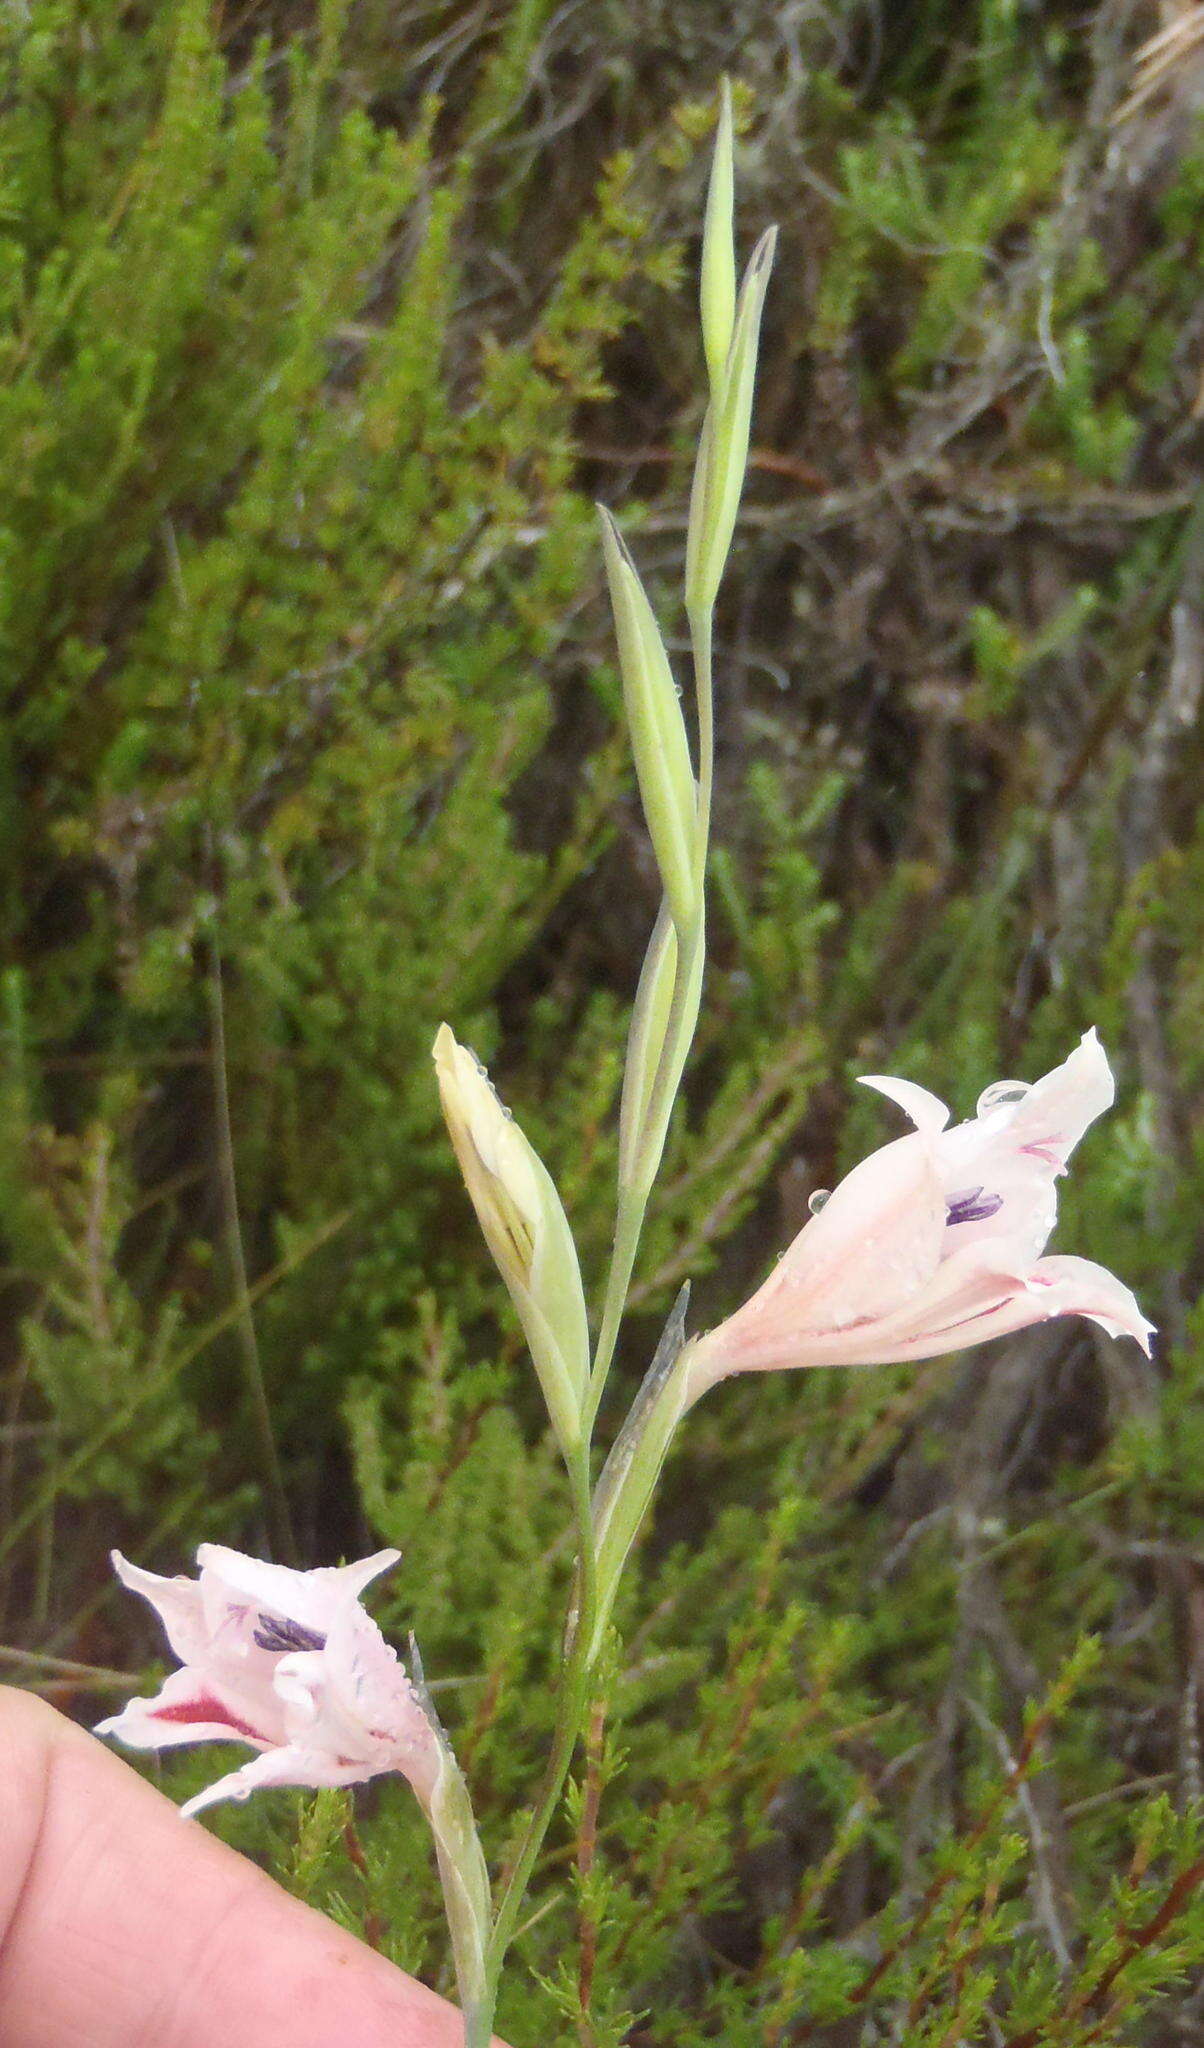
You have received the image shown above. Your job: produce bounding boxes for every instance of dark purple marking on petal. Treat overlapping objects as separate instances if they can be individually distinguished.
[253,1613,327,1654]
[946,1187,1005,1228]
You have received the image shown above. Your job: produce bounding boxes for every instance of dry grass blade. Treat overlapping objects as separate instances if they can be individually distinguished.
[1114,3,1204,120]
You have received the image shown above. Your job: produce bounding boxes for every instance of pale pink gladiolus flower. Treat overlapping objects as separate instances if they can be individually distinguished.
[683,1030,1154,1405]
[97,1544,440,1820]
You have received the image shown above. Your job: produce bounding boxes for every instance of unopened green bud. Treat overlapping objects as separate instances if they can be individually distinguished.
[618,905,677,1191]
[590,1288,694,1661]
[700,78,736,390]
[686,225,777,616]
[434,1024,588,1452]
[617,904,704,1200]
[599,508,699,931]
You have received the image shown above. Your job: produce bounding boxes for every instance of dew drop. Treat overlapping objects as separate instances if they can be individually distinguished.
[808,1188,831,1214]
[976,1079,1030,1117]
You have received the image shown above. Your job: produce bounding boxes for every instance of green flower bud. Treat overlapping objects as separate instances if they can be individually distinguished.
[686,225,777,617]
[599,508,699,931]
[617,903,704,1201]
[590,1288,694,1662]
[700,77,736,391]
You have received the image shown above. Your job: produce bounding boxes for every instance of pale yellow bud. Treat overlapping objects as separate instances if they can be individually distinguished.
[434,1024,589,1452]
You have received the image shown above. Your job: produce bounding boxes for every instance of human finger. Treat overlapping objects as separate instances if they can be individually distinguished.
[0,1686,488,2048]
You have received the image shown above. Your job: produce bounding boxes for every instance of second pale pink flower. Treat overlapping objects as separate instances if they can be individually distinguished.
[683,1030,1153,1404]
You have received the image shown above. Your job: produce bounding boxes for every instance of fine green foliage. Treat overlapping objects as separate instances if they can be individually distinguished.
[8,3,1204,2043]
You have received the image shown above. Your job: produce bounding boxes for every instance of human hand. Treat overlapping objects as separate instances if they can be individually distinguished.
[0,1686,488,2047]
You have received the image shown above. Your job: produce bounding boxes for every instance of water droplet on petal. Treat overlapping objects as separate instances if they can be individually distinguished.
[976,1080,1031,1117]
[808,1188,831,1214]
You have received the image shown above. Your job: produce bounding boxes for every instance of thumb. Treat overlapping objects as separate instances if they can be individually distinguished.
[0,1686,495,2048]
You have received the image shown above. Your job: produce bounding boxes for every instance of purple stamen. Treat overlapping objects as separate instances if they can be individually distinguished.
[254,1613,327,1654]
[946,1186,1004,1227]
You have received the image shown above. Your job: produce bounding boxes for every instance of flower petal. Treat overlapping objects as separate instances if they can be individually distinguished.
[1018,1254,1156,1352]
[937,1152,1058,1266]
[326,1608,441,1801]
[776,1129,947,1327]
[94,1664,275,1751]
[802,1245,1154,1364]
[1003,1029,1115,1169]
[196,1545,400,1644]
[264,1609,440,1802]
[110,1551,210,1668]
[753,1236,1030,1368]
[935,1033,1116,1265]
[858,1074,950,1135]
[941,1030,1114,1181]
[179,1744,372,1821]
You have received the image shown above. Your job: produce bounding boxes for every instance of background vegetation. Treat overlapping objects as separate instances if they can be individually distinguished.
[6,0,1204,2039]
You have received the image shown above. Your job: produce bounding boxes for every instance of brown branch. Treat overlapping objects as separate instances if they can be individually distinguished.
[1003,1853,1204,2048]
[578,443,829,491]
[575,1696,608,2043]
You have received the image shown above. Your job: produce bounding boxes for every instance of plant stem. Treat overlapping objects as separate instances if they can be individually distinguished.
[463,2001,494,2048]
[485,1448,598,1987]
[575,1692,608,2042]
[475,610,718,2043]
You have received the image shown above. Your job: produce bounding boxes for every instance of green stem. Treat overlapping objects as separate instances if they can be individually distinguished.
[463,1997,494,2048]
[485,1449,598,1986]
[474,611,718,2042]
